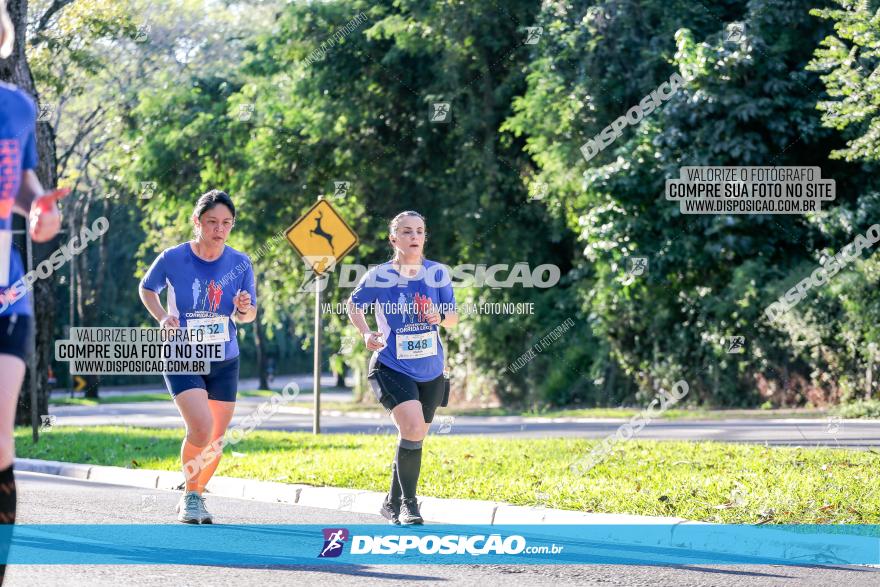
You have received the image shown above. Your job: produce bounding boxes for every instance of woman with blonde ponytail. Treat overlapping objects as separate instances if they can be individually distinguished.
[346,211,458,525]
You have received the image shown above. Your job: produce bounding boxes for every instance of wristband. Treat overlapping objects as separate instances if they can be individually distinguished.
[439,311,446,323]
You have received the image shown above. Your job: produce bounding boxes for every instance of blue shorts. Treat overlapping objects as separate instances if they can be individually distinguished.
[163,356,240,402]
[0,315,32,362]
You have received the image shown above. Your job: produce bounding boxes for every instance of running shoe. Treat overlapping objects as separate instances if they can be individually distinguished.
[379,494,401,525]
[197,494,213,524]
[398,497,424,525]
[176,491,203,524]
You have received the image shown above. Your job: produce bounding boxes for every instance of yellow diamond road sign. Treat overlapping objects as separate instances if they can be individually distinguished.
[285,199,358,275]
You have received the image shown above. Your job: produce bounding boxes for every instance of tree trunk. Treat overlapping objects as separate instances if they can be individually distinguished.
[72,192,102,397]
[1,0,59,426]
[254,311,269,389]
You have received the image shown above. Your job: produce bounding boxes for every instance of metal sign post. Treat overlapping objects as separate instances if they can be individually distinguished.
[313,270,321,434]
[284,195,358,435]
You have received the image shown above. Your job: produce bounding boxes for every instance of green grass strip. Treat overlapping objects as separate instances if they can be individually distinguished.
[15,426,880,524]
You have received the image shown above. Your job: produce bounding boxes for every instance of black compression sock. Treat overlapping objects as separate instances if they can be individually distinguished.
[389,462,402,502]
[0,465,16,585]
[394,439,423,499]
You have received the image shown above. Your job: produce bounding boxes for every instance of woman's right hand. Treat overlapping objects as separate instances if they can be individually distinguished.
[363,331,385,351]
[160,314,180,329]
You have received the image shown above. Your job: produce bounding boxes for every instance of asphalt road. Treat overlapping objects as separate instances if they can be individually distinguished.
[45,397,879,447]
[5,471,879,586]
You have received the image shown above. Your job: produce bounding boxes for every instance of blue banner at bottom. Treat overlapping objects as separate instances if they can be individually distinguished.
[1,524,878,566]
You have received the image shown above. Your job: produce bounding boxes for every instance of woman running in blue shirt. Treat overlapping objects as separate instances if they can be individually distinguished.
[347,211,458,525]
[139,189,257,524]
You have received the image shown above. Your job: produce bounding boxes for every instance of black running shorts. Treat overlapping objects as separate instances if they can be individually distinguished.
[367,355,446,423]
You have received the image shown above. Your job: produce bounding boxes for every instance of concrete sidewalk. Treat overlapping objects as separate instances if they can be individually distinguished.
[14,457,683,526]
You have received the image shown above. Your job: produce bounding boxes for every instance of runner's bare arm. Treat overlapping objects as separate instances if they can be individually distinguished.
[346,299,385,350]
[12,169,42,215]
[346,299,371,334]
[139,287,178,328]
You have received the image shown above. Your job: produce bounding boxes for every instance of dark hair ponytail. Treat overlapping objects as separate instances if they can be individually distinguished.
[193,189,236,220]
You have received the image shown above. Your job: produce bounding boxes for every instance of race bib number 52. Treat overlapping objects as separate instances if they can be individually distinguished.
[396,330,437,360]
[187,316,230,342]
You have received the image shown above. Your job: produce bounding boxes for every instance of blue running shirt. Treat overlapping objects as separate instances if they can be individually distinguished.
[141,242,256,360]
[350,259,456,382]
[0,83,39,317]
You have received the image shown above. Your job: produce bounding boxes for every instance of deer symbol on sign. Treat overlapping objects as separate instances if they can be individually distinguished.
[309,211,335,253]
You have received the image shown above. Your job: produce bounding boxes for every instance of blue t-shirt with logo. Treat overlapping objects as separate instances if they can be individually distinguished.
[350,259,456,382]
[0,83,39,317]
[140,242,257,360]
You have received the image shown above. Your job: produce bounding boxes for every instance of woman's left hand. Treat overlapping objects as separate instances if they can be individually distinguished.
[425,311,442,326]
[29,198,62,243]
[233,289,252,314]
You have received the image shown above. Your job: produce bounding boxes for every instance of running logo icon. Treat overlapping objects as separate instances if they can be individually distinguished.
[201,279,223,312]
[413,292,432,322]
[318,528,349,558]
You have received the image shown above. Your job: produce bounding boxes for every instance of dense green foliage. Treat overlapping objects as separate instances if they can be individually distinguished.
[29,0,880,408]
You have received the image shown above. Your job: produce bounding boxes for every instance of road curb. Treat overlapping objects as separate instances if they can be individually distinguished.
[13,457,678,527]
